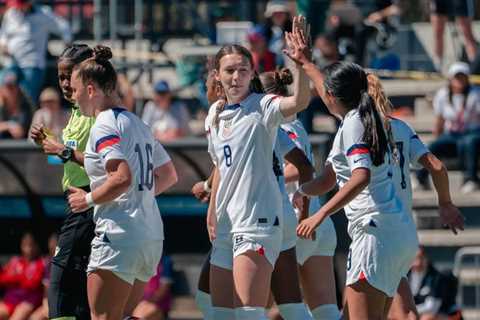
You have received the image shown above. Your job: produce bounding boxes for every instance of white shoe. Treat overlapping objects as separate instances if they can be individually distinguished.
[461,181,480,194]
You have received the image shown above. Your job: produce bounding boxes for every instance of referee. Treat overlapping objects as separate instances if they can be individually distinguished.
[30,44,96,320]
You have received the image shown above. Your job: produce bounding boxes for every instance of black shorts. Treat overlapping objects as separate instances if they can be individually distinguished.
[48,186,95,319]
[430,0,475,17]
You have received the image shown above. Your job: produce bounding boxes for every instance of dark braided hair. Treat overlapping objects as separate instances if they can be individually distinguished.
[322,62,389,166]
[59,44,94,65]
[259,68,293,96]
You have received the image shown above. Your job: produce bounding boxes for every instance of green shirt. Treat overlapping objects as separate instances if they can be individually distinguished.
[61,106,95,191]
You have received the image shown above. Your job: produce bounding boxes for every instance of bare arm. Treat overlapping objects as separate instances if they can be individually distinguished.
[207,167,220,241]
[418,153,465,234]
[284,148,314,221]
[154,161,178,195]
[299,164,337,196]
[68,159,132,212]
[297,168,370,239]
[41,137,85,166]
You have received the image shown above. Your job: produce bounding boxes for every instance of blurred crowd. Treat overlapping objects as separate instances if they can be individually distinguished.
[0,0,479,190]
[0,233,173,320]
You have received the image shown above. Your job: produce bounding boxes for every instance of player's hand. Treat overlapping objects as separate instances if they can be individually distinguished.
[292,190,306,212]
[42,138,64,155]
[67,187,88,213]
[439,202,465,235]
[283,15,312,66]
[192,181,210,203]
[30,124,46,146]
[297,213,322,240]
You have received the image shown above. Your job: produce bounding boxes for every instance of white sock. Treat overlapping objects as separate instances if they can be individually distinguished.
[195,290,213,320]
[212,306,235,320]
[311,304,341,320]
[277,303,313,319]
[235,306,268,320]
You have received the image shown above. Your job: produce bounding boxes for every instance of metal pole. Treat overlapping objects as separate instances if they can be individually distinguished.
[109,0,117,48]
[93,0,102,43]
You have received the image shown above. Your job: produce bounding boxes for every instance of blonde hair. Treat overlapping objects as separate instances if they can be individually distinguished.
[367,73,398,162]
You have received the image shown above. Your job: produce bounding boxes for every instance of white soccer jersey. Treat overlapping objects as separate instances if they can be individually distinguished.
[84,108,165,244]
[274,128,296,211]
[326,109,403,234]
[390,117,429,211]
[206,93,284,234]
[281,119,323,214]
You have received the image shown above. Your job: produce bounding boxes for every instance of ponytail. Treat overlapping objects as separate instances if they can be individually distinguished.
[358,90,389,166]
[250,71,265,94]
[367,73,398,162]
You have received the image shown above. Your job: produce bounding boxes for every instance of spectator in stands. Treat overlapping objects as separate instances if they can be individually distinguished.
[247,26,277,73]
[263,0,292,67]
[416,62,480,193]
[29,88,69,141]
[409,247,462,320]
[30,233,57,320]
[142,80,191,142]
[313,32,340,69]
[0,0,72,102]
[429,0,478,72]
[132,256,174,320]
[0,232,45,320]
[0,71,32,139]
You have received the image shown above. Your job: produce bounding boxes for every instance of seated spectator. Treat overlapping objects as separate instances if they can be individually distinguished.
[313,32,340,69]
[247,26,277,73]
[0,71,32,139]
[0,232,45,320]
[29,88,69,141]
[416,62,480,193]
[30,233,57,320]
[409,247,462,320]
[132,256,174,320]
[263,0,292,66]
[142,80,191,142]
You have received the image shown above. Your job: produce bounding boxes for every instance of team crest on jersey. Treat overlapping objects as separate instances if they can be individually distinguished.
[222,120,233,137]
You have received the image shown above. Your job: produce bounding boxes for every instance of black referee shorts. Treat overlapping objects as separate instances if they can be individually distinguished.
[48,186,95,320]
[430,0,475,18]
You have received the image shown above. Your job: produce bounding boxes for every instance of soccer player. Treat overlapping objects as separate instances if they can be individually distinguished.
[66,45,177,320]
[260,67,340,319]
[260,68,337,319]
[294,61,418,320]
[30,44,96,320]
[366,73,464,320]
[205,15,311,319]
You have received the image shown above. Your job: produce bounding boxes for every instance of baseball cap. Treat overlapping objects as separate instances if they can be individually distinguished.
[447,62,470,78]
[154,80,170,93]
[265,0,289,18]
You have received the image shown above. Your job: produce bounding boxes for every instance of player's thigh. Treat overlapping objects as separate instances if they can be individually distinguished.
[388,277,418,320]
[271,247,302,304]
[233,250,273,307]
[299,255,337,309]
[87,269,133,320]
[210,264,234,308]
[124,279,147,316]
[343,280,389,320]
[9,302,35,320]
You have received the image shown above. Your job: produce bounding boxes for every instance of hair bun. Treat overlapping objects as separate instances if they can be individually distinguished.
[93,45,113,62]
[277,68,293,86]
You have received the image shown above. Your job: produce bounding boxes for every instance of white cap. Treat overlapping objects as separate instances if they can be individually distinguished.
[447,62,470,78]
[265,0,289,18]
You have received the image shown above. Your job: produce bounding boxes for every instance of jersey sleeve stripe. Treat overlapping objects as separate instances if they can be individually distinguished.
[95,135,121,152]
[410,134,419,140]
[346,144,369,156]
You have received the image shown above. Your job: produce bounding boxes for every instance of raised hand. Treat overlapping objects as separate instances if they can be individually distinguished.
[283,15,312,65]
